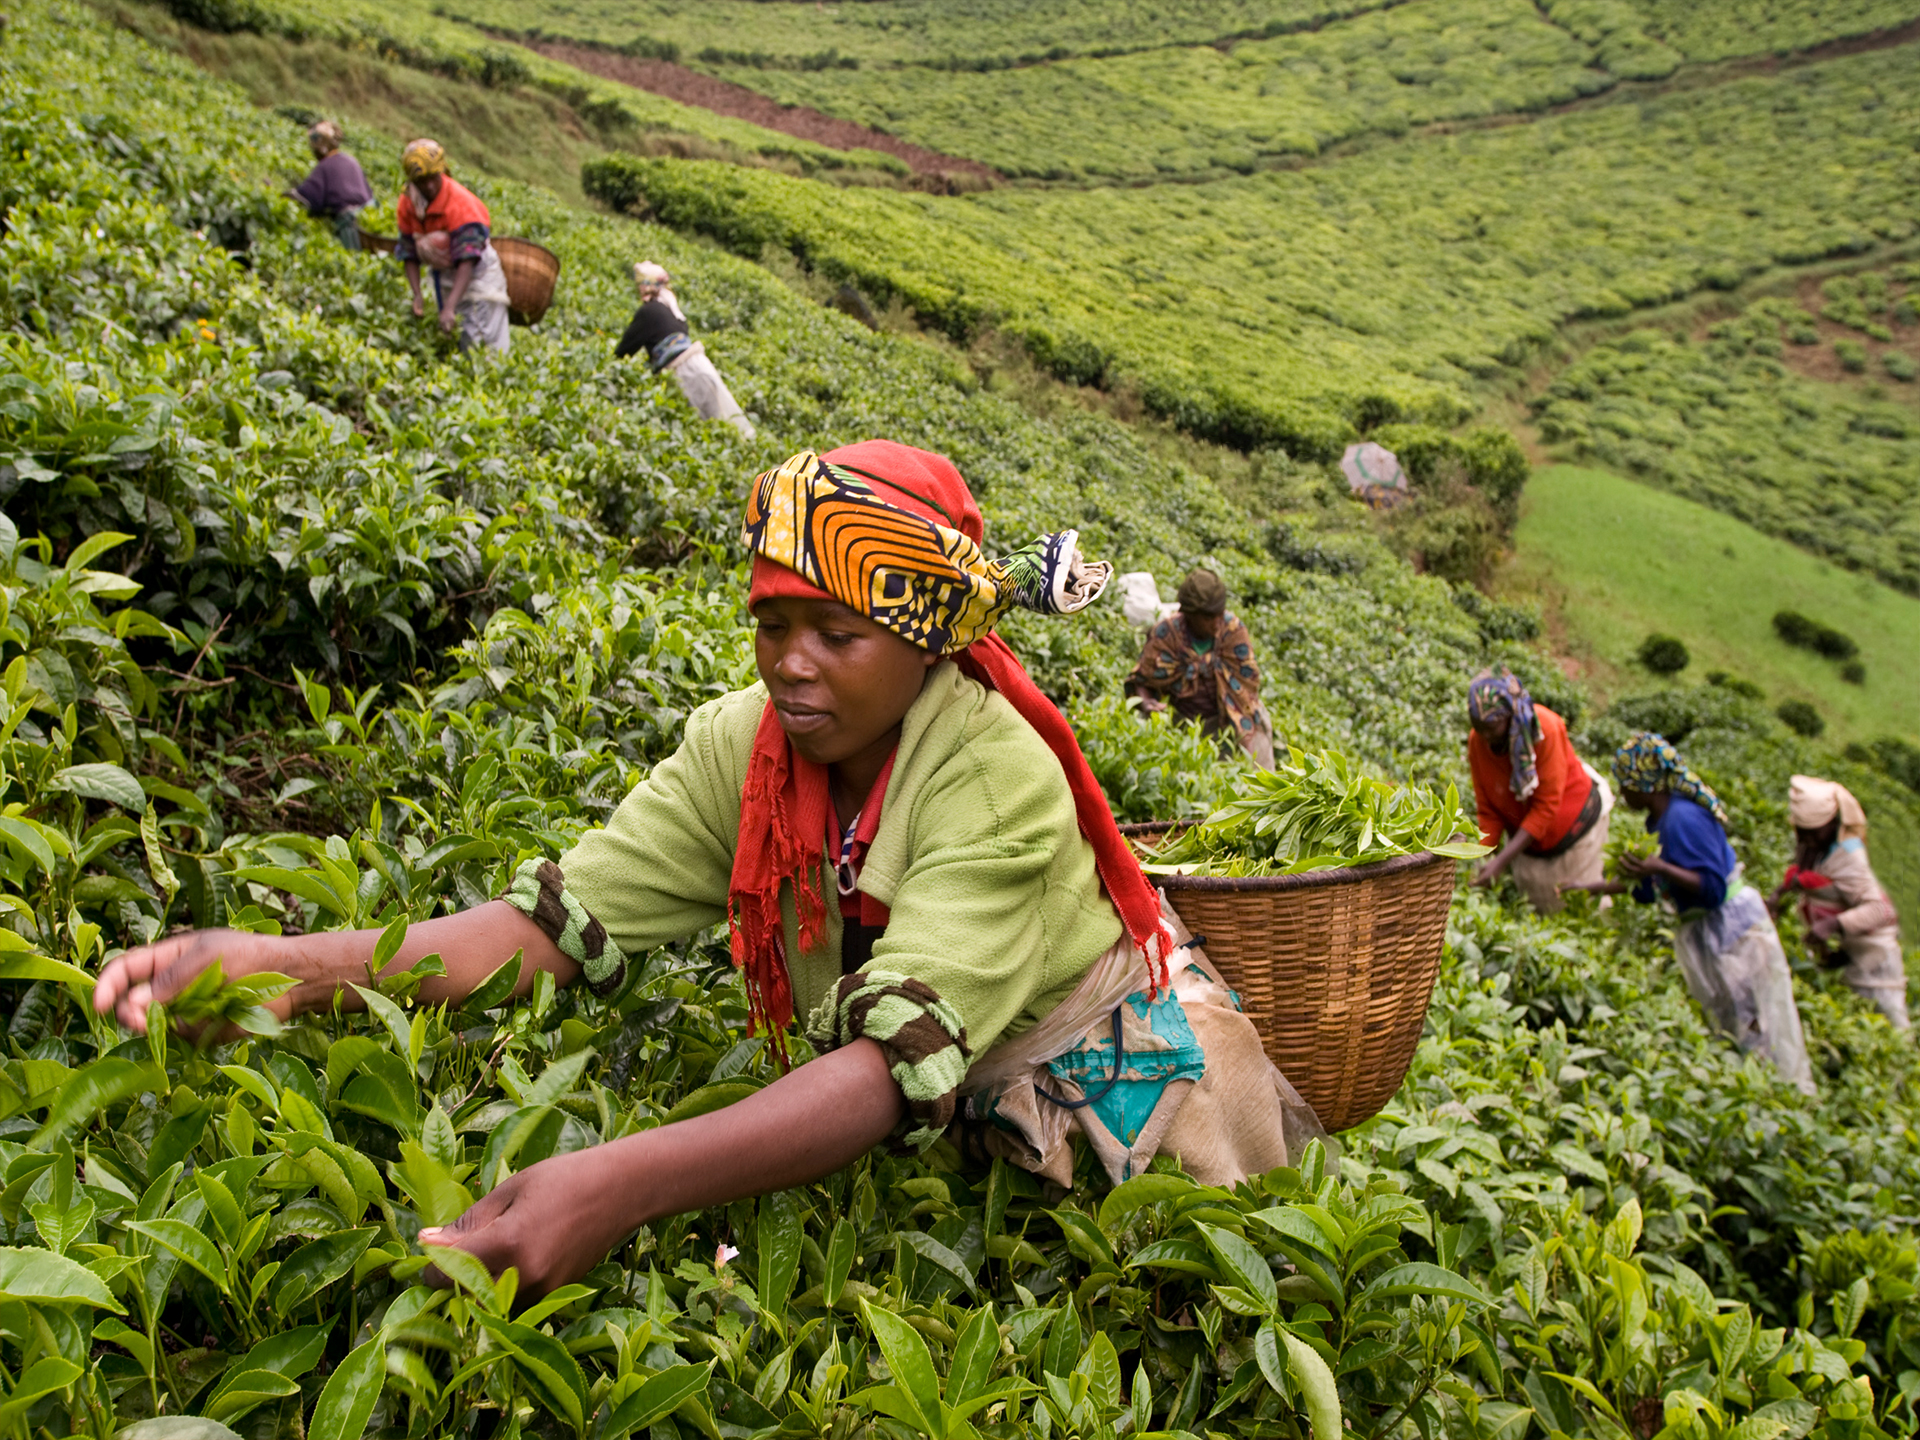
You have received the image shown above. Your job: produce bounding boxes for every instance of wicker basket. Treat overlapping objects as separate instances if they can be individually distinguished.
[1124,824,1458,1131]
[356,227,398,256]
[494,237,561,326]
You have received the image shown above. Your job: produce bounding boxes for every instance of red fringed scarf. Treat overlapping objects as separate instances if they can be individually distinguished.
[728,702,831,1069]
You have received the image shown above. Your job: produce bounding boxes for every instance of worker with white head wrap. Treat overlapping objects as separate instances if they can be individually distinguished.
[614,261,756,439]
[1770,775,1908,1030]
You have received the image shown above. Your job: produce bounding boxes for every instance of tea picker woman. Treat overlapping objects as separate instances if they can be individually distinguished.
[286,120,372,252]
[1569,733,1816,1094]
[393,139,511,354]
[1125,567,1276,767]
[1768,775,1908,1031]
[1465,668,1610,913]
[94,441,1316,1299]
[615,260,756,439]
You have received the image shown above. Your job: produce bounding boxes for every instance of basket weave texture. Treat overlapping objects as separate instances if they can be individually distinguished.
[1127,829,1457,1131]
[355,228,397,256]
[494,237,560,326]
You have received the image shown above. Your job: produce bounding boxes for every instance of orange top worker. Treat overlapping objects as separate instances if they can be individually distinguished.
[393,139,511,353]
[1466,668,1611,912]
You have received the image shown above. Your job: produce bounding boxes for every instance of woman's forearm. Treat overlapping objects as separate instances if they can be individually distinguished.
[419,1039,908,1297]
[609,1039,903,1221]
[443,258,477,312]
[287,901,574,1015]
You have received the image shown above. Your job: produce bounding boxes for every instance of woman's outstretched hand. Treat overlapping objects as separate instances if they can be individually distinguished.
[420,1147,633,1301]
[419,1039,907,1303]
[93,929,301,1034]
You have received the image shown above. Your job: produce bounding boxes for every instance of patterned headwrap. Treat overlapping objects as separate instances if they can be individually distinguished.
[401,138,448,180]
[1612,731,1728,826]
[307,120,343,154]
[743,449,1111,654]
[1467,668,1541,802]
[732,442,1169,1064]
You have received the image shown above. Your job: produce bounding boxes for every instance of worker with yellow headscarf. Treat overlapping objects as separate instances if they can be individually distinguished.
[392,138,511,353]
[1770,775,1908,1030]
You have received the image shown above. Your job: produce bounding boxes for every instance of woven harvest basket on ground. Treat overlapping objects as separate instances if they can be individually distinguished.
[494,237,560,326]
[1123,824,1458,1131]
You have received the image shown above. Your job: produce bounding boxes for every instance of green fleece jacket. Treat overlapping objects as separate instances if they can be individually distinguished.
[503,660,1123,1147]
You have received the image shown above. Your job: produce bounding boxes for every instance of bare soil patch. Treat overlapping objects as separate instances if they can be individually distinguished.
[517,38,1000,185]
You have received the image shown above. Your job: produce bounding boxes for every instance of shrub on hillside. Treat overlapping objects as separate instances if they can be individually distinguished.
[1452,586,1541,642]
[1706,669,1765,700]
[1378,479,1503,586]
[1841,659,1866,685]
[1835,338,1868,372]
[1885,351,1916,382]
[1777,698,1826,737]
[1846,736,1920,795]
[163,0,268,33]
[1599,685,1771,748]
[1638,632,1690,675]
[1773,609,1859,660]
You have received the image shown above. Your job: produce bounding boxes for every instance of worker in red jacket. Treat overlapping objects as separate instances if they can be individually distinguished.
[1465,669,1610,912]
[392,138,510,353]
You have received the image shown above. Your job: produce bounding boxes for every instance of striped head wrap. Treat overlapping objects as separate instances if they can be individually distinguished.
[1612,731,1727,826]
[731,442,1169,1066]
[1467,667,1541,802]
[743,449,1110,654]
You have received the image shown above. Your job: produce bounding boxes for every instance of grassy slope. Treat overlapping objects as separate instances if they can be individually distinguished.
[1507,464,1920,744]
[706,0,1629,180]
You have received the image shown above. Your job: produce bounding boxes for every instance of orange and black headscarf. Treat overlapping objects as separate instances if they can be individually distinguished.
[729,441,1172,1061]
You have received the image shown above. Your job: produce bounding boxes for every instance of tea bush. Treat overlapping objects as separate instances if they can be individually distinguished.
[1775,610,1861,663]
[1638,632,1690,675]
[1778,698,1828,738]
[1,2,1919,1438]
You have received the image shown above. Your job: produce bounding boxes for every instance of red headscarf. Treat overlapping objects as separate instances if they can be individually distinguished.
[730,441,1170,1063]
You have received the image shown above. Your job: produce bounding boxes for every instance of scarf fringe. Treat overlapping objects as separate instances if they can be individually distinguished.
[728,705,830,1070]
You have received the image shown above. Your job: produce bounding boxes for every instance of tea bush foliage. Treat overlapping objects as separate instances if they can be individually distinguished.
[2,2,1920,1439]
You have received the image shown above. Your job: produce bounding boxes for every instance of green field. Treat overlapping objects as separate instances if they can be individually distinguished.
[709,0,1640,180]
[422,0,1920,181]
[436,0,1920,72]
[585,43,1920,451]
[1509,465,1920,742]
[439,0,1401,67]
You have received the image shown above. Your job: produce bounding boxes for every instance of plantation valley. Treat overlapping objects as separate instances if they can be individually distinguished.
[2,0,1920,1437]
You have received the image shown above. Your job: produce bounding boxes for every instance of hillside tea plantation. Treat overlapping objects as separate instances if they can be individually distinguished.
[2,0,1920,1437]
[584,42,1920,452]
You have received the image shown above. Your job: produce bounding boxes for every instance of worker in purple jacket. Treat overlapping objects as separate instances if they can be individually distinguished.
[288,121,374,251]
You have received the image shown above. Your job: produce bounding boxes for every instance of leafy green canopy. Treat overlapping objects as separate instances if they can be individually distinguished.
[0,0,1919,1436]
[585,43,1920,454]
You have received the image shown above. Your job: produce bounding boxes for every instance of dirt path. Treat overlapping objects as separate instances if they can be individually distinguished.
[517,38,1000,185]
